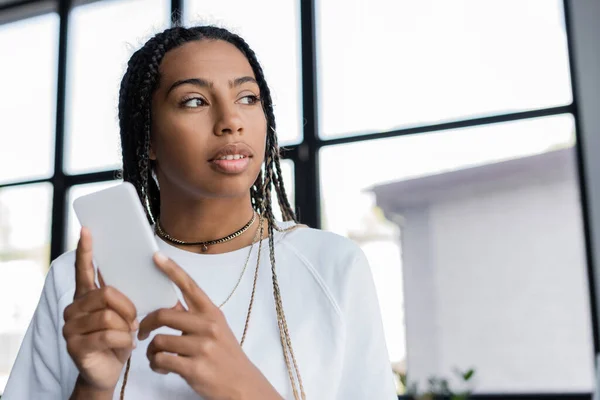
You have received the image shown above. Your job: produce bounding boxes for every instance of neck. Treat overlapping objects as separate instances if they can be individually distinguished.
[157,188,265,255]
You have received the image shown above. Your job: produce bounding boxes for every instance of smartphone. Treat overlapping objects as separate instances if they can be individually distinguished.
[73,182,179,316]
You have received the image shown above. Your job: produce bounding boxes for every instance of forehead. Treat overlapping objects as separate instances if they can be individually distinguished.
[158,39,255,83]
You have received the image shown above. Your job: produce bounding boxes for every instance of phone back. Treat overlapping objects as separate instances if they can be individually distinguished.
[73,182,178,316]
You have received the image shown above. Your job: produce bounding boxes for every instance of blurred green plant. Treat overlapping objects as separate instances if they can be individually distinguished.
[395,368,476,400]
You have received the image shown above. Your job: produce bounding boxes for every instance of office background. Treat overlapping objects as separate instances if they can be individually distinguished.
[2,0,600,398]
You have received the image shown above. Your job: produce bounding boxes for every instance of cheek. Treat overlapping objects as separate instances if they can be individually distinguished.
[249,115,268,154]
[253,134,267,168]
[154,114,211,158]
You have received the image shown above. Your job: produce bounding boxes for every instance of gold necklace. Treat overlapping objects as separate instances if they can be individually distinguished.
[218,215,263,309]
[155,212,256,252]
[239,213,264,346]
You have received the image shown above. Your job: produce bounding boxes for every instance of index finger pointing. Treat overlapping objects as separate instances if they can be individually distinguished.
[153,252,215,312]
[74,227,98,298]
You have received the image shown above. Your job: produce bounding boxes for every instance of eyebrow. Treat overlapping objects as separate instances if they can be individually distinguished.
[166,76,258,96]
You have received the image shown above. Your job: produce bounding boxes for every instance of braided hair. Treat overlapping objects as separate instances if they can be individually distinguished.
[117,25,303,398]
[118,25,295,224]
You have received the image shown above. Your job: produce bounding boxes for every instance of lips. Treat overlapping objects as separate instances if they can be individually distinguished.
[208,143,253,162]
[208,143,253,175]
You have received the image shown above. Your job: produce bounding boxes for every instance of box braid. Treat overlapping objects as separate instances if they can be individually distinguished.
[117,26,304,399]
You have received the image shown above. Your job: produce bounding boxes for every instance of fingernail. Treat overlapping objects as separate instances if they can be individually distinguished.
[131,320,139,331]
[154,252,168,264]
[138,332,148,341]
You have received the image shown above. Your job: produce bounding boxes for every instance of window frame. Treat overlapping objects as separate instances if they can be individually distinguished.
[0,0,597,398]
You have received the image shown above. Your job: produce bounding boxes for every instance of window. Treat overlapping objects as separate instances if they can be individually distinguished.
[0,14,58,184]
[1,0,596,397]
[316,0,572,138]
[0,12,58,394]
[320,114,594,392]
[64,0,170,174]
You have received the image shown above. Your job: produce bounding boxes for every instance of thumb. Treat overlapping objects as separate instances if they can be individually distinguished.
[74,227,98,298]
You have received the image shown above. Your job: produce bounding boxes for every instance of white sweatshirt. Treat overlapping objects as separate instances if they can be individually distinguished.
[3,221,397,399]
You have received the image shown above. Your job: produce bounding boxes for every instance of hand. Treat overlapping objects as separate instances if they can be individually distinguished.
[137,252,282,400]
[63,227,138,394]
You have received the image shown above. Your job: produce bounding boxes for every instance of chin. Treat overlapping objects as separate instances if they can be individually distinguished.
[198,177,256,200]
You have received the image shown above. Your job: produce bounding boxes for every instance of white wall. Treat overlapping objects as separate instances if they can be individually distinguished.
[399,175,594,392]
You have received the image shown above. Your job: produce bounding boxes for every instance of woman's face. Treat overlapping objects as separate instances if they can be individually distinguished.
[150,39,267,199]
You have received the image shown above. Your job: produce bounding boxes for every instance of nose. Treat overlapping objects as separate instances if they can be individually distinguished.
[214,103,243,136]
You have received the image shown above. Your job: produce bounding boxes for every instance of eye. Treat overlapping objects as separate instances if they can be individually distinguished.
[238,95,260,105]
[180,97,208,108]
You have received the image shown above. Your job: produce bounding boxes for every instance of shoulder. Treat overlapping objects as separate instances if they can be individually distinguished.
[276,222,364,267]
[45,250,77,302]
[275,222,371,310]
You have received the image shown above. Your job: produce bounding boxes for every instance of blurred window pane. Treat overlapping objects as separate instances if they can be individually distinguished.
[320,114,594,392]
[0,183,52,393]
[317,0,572,138]
[67,181,121,251]
[65,0,170,174]
[0,14,58,184]
[184,0,303,145]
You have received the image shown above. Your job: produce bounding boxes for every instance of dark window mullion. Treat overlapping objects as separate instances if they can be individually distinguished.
[49,0,71,262]
[297,0,320,228]
[171,0,182,26]
[319,104,575,147]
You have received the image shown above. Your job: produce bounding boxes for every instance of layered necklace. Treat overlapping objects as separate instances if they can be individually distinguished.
[154,211,260,310]
[155,212,256,253]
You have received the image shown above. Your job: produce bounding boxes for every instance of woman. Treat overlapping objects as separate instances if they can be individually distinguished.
[3,25,397,399]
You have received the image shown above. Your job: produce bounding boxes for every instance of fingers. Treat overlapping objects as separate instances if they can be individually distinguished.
[64,286,137,327]
[63,309,135,338]
[138,307,201,340]
[146,334,198,358]
[148,351,191,377]
[98,270,106,288]
[153,252,215,313]
[74,227,97,298]
[69,330,136,353]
